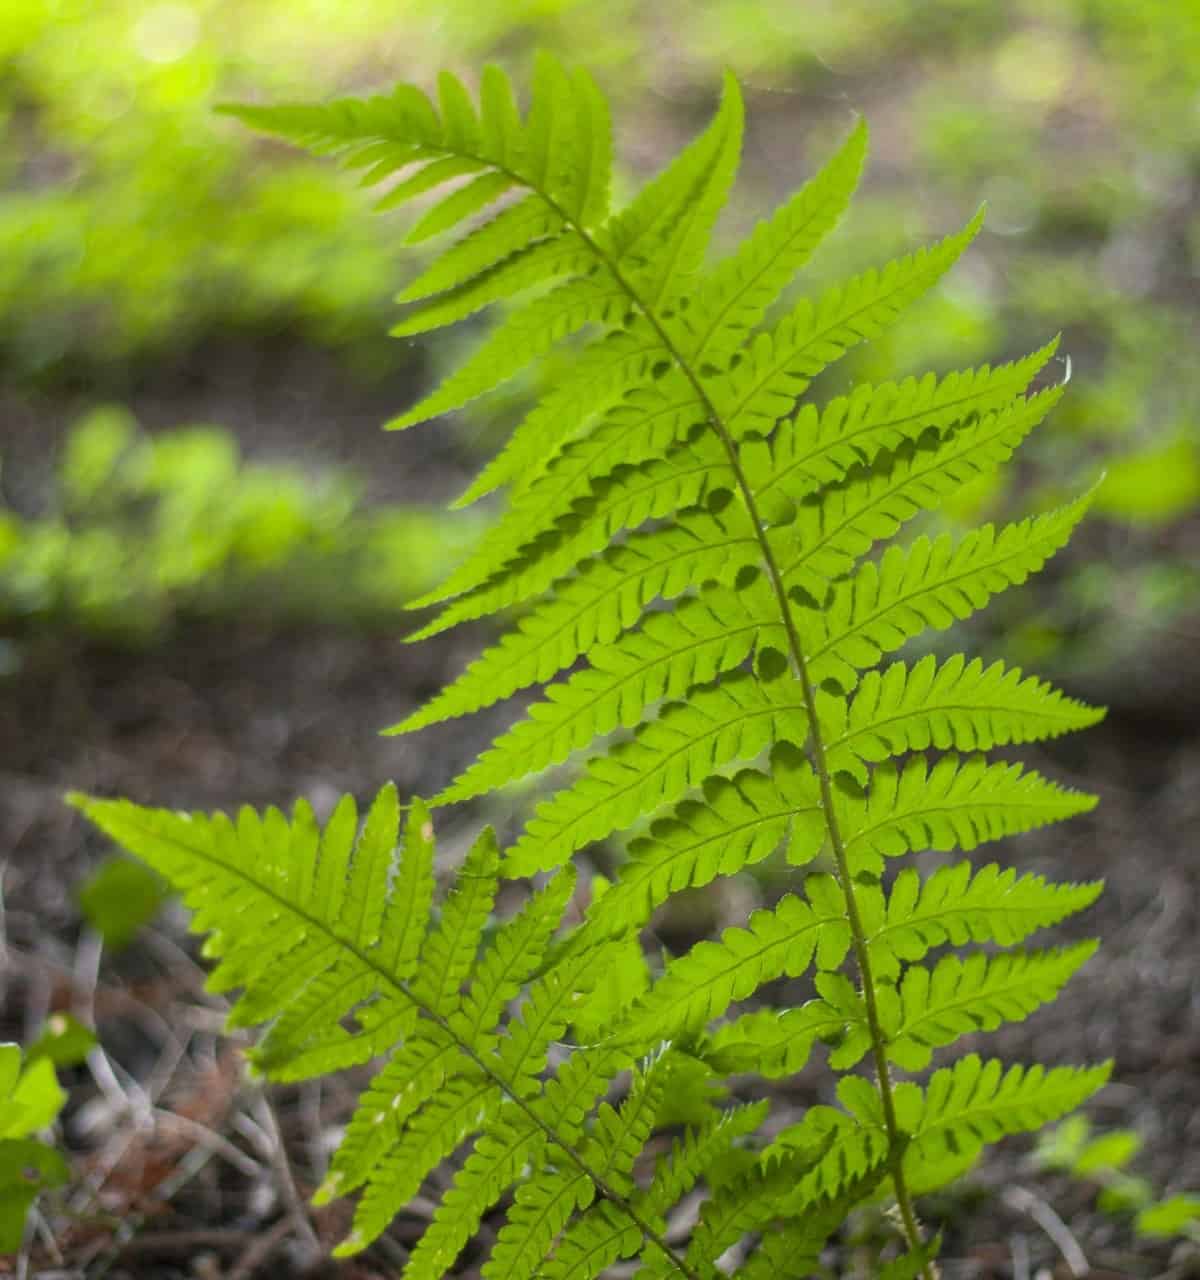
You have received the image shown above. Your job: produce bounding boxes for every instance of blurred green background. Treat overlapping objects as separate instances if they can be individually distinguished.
[1,0,1198,693]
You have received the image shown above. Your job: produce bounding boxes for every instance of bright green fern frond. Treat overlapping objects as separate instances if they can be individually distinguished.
[111,69,1115,1280]
[900,1054,1112,1194]
[503,671,810,876]
[879,943,1098,1071]
[777,387,1063,603]
[614,880,852,1050]
[672,118,868,361]
[435,575,780,806]
[741,338,1059,514]
[838,754,1097,876]
[802,488,1096,691]
[397,505,759,734]
[826,652,1105,778]
[859,863,1104,983]
[709,210,984,441]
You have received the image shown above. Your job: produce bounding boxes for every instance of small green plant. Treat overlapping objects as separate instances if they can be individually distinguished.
[1036,1115,1200,1243]
[75,58,1109,1277]
[0,407,483,647]
[0,1039,72,1252]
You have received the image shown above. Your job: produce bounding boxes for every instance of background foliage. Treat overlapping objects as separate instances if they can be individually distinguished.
[3,0,1197,675]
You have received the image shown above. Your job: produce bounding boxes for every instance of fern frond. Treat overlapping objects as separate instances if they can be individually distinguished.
[503,672,809,876]
[436,575,779,805]
[899,1053,1112,1193]
[859,863,1103,982]
[740,338,1059,513]
[802,488,1095,691]
[396,506,759,733]
[414,420,730,628]
[777,388,1063,602]
[586,743,824,935]
[879,943,1098,1071]
[614,880,852,1049]
[114,69,1115,1280]
[838,754,1097,876]
[672,118,867,360]
[826,652,1105,778]
[709,211,984,440]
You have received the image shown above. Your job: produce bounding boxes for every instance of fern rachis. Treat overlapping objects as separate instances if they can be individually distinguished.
[74,57,1110,1280]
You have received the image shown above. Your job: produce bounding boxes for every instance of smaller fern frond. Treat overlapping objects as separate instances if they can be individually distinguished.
[858,863,1104,982]
[838,754,1097,876]
[878,943,1098,1072]
[802,487,1096,691]
[435,575,779,806]
[585,743,825,935]
[613,881,852,1049]
[899,1053,1112,1194]
[825,652,1105,779]
[710,210,984,441]
[502,672,809,876]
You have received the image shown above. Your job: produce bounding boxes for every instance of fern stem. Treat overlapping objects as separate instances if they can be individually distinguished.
[549,213,934,1277]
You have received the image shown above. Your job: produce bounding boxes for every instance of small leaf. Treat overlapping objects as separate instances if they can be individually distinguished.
[77,854,170,950]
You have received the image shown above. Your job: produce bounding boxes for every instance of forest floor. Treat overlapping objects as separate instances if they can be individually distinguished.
[3,343,1199,1279]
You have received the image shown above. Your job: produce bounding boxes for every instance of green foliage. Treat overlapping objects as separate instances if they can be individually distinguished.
[75,60,1110,1278]
[77,853,171,951]
[0,1043,71,1252]
[1036,1114,1200,1243]
[0,408,483,647]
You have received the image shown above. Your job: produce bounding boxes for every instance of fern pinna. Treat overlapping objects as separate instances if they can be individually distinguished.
[73,56,1110,1279]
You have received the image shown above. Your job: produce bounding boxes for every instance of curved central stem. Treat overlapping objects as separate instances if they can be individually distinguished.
[555,218,931,1273]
